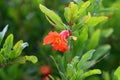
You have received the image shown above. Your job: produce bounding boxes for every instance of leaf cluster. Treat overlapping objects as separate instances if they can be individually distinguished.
[0,25,38,67]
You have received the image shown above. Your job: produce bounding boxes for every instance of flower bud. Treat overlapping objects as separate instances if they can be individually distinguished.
[60,30,69,39]
[40,66,51,76]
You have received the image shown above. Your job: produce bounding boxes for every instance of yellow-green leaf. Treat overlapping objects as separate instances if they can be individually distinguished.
[39,4,66,29]
[15,56,38,64]
[87,16,108,27]
[114,66,120,80]
[86,29,101,50]
[3,34,13,57]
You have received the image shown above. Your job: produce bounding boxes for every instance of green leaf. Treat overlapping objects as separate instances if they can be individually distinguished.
[71,56,79,67]
[87,0,103,14]
[12,41,29,58]
[64,7,69,23]
[81,69,101,79]
[79,12,91,24]
[67,56,79,78]
[70,74,77,80]
[12,40,23,58]
[102,28,113,38]
[77,49,95,70]
[0,68,7,80]
[86,29,101,50]
[92,45,111,61]
[114,66,120,80]
[67,63,76,78]
[2,34,13,57]
[0,25,8,45]
[50,56,67,80]
[76,70,84,79]
[73,25,88,56]
[64,2,79,23]
[78,1,91,17]
[87,16,108,27]
[15,56,38,64]
[0,53,6,63]
[58,56,65,73]
[72,13,91,31]
[39,4,67,30]
[102,71,110,80]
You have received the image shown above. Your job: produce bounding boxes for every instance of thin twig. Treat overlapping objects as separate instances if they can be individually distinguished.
[68,21,73,63]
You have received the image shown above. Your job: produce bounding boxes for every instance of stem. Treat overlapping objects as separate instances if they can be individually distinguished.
[68,21,73,63]
[68,36,72,63]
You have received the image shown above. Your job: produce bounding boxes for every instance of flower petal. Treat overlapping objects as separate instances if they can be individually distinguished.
[52,37,68,52]
[43,31,68,53]
[43,31,60,45]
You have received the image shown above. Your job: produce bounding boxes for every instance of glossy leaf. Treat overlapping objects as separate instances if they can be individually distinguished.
[114,66,120,80]
[87,16,108,27]
[11,40,23,58]
[15,56,38,64]
[78,1,91,17]
[64,2,78,22]
[66,56,79,78]
[102,28,113,38]
[3,34,13,57]
[67,64,76,78]
[72,25,88,56]
[79,12,91,25]
[86,29,101,50]
[39,4,66,29]
[73,13,91,31]
[81,69,101,79]
[77,49,95,70]
[70,74,77,80]
[92,44,111,61]
[76,70,84,79]
[0,53,6,63]
[21,42,29,49]
[0,25,8,45]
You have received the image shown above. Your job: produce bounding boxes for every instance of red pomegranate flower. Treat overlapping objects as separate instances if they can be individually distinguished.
[40,66,51,76]
[43,30,69,52]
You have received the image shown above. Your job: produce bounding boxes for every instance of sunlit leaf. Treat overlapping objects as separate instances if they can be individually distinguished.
[21,42,29,49]
[3,34,13,57]
[92,44,111,61]
[87,16,108,27]
[15,56,38,64]
[78,1,91,17]
[0,53,6,63]
[0,25,8,45]
[39,4,67,29]
[67,56,79,78]
[102,28,113,38]
[64,2,78,22]
[114,66,120,80]
[86,29,101,50]
[73,25,88,56]
[77,49,95,70]
[81,69,101,79]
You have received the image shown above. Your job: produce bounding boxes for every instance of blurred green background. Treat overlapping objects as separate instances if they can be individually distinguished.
[0,0,120,80]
